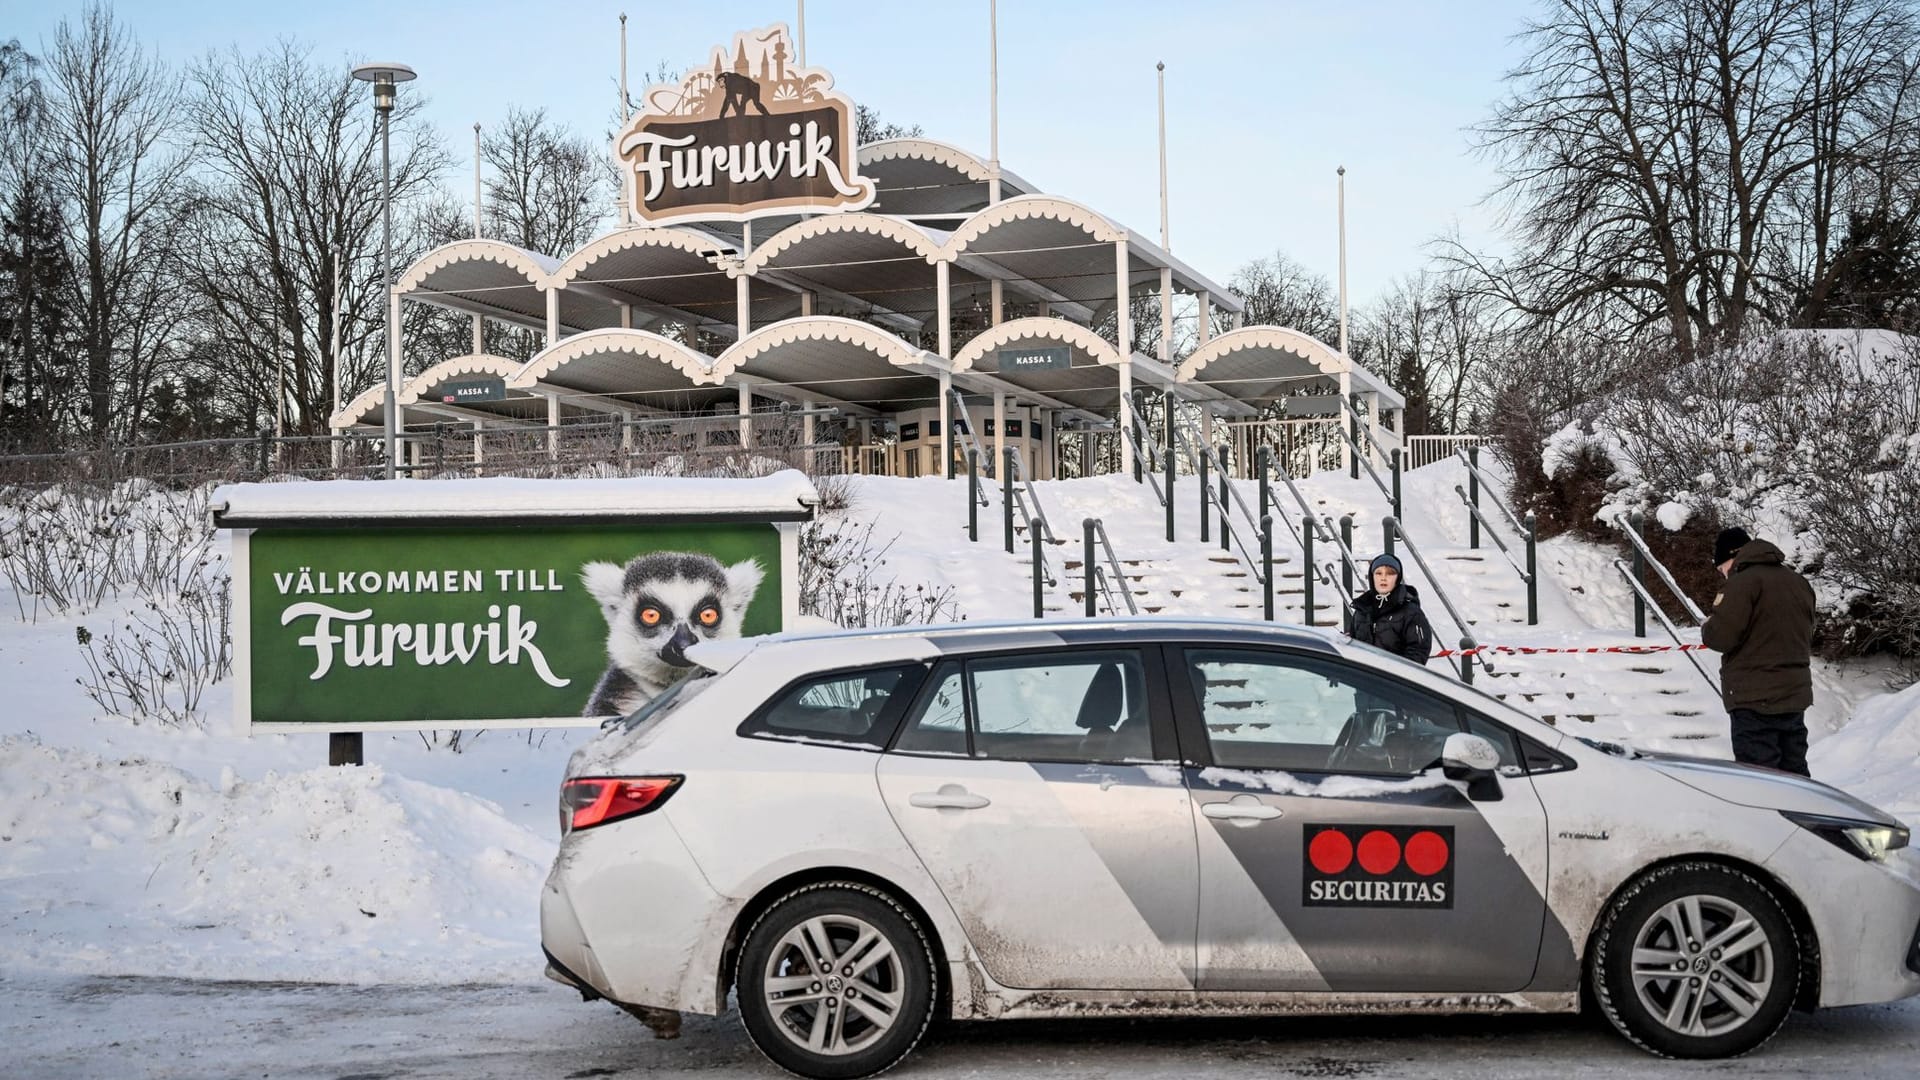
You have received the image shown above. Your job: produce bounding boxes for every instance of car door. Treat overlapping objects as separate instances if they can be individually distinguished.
[1170,646,1552,993]
[875,646,1199,991]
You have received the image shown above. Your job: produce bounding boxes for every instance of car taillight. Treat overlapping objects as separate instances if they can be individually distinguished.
[561,776,682,833]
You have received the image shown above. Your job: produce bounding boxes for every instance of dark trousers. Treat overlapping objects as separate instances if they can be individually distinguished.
[1729,709,1810,776]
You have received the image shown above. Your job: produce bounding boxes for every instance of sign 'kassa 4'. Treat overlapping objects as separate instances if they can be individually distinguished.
[213,474,816,731]
[615,23,875,223]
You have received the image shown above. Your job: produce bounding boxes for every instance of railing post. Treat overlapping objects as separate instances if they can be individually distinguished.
[1217,445,1230,552]
[1340,514,1354,596]
[1382,516,1396,560]
[1349,397,1360,479]
[1525,511,1539,626]
[1460,638,1475,685]
[1084,518,1097,617]
[1629,510,1646,638]
[1257,444,1272,520]
[1467,445,1481,550]
[967,449,979,543]
[1132,422,1143,484]
[1390,447,1403,521]
[1165,447,1176,542]
[257,427,272,478]
[1261,514,1275,622]
[1198,448,1210,543]
[1003,447,1016,555]
[1302,516,1316,627]
[1032,519,1045,620]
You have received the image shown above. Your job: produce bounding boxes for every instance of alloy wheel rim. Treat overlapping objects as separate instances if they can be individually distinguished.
[762,913,904,1056]
[1629,893,1774,1038]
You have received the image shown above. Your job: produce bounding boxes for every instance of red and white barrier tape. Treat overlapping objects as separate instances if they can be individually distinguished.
[1433,643,1710,659]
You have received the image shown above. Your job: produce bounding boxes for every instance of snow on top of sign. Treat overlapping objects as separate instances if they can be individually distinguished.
[212,470,819,521]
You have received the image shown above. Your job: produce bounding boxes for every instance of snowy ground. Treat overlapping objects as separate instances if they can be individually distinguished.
[4,464,1919,1076]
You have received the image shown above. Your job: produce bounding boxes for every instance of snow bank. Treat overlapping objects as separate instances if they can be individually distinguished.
[212,469,819,521]
[1809,682,1920,825]
[0,737,554,984]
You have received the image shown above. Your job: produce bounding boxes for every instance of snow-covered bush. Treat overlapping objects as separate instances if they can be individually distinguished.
[75,575,233,729]
[799,518,960,629]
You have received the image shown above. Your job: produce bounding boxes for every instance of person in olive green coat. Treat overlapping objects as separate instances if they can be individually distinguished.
[1700,526,1817,776]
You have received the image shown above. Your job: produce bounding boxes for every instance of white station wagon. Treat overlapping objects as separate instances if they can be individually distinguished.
[540,619,1920,1078]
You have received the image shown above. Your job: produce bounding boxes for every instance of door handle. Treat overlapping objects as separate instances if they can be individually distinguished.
[910,785,990,810]
[1202,799,1282,822]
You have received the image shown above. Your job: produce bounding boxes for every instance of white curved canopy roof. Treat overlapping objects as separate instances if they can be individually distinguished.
[509,328,734,411]
[396,239,560,328]
[858,138,1039,217]
[713,316,948,412]
[1176,326,1404,410]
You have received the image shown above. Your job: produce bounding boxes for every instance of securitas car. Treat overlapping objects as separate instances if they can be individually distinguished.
[540,619,1920,1078]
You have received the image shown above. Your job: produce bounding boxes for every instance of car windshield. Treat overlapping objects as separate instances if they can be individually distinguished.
[611,668,714,732]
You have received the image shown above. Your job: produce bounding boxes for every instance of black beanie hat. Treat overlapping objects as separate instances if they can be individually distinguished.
[1713,526,1751,566]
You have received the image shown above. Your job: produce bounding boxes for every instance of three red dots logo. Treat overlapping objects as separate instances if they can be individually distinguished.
[1303,824,1454,908]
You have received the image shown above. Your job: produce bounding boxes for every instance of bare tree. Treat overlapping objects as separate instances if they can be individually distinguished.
[482,106,607,255]
[1457,0,1920,356]
[42,4,192,440]
[180,39,449,435]
[1228,251,1341,343]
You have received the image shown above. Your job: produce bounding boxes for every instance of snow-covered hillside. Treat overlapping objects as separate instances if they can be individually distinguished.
[1,461,1916,992]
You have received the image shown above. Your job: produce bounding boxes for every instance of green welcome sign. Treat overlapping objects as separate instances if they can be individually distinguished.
[216,475,815,731]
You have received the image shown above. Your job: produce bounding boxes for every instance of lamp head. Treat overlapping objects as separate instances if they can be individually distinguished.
[351,62,416,114]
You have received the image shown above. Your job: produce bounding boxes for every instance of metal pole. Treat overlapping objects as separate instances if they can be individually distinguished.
[1337,166,1348,356]
[1340,514,1354,595]
[797,0,806,65]
[1382,516,1396,560]
[1165,447,1175,542]
[1032,518,1045,620]
[1261,514,1274,621]
[1217,445,1230,552]
[967,449,979,542]
[1630,510,1646,638]
[1468,445,1481,549]
[1460,638,1474,685]
[1349,396,1360,480]
[1526,511,1539,627]
[1157,62,1169,251]
[987,0,999,203]
[330,262,342,470]
[1084,518,1097,617]
[1198,447,1210,543]
[1257,445,1272,523]
[381,100,395,481]
[1303,516,1316,627]
[473,123,483,237]
[1003,447,1015,554]
[1391,447,1403,520]
[619,13,629,117]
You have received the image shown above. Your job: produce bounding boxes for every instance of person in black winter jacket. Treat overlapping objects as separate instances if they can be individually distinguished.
[1348,553,1434,665]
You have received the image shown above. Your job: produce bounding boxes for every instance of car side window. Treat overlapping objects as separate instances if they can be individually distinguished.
[739,665,923,749]
[1183,648,1462,777]
[891,651,1157,764]
[1459,710,1527,774]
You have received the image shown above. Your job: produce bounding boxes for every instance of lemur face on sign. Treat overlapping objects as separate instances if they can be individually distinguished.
[580,551,765,717]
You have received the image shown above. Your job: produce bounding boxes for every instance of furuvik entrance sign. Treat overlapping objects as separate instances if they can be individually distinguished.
[614,23,875,223]
[213,473,817,732]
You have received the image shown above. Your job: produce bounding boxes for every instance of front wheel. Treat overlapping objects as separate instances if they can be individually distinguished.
[736,883,937,1080]
[1590,861,1800,1058]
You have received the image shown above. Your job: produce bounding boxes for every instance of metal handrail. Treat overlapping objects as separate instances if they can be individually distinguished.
[1453,485,1533,582]
[1318,513,1368,591]
[1612,559,1721,695]
[1168,424,1267,586]
[1383,515,1489,678]
[1335,415,1397,510]
[1454,448,1529,538]
[1340,393,1400,461]
[1124,411,1166,507]
[1087,518,1139,616]
[1006,446,1057,587]
[1612,514,1708,624]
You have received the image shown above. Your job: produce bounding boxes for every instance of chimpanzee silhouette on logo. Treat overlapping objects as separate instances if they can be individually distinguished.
[715,72,769,117]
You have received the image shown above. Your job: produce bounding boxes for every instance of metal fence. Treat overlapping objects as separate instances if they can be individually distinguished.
[0,406,850,491]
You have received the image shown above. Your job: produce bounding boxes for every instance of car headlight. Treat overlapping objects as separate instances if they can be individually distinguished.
[1782,810,1911,862]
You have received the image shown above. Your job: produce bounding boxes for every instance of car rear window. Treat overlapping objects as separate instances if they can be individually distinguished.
[738,665,925,750]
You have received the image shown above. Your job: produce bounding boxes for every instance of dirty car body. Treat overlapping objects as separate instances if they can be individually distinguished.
[540,619,1920,1077]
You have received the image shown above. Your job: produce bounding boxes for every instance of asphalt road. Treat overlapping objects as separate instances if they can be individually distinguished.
[8,974,1920,1079]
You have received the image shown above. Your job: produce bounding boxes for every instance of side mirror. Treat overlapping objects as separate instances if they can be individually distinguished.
[1442,732,1504,802]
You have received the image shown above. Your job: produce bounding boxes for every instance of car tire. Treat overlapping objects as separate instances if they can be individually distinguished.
[736,882,937,1080]
[1590,861,1800,1058]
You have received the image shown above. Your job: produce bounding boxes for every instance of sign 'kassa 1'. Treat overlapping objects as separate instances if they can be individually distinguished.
[212,473,817,731]
[614,23,875,223]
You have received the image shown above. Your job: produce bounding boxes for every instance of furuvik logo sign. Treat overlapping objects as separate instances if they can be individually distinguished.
[1303,824,1454,908]
[614,24,875,224]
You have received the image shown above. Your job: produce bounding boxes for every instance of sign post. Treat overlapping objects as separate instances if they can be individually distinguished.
[213,473,817,758]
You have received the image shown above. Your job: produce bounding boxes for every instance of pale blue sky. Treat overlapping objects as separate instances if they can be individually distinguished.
[15,0,1542,303]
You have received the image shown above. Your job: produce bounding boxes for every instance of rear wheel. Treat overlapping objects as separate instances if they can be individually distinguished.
[736,883,936,1079]
[1590,861,1800,1058]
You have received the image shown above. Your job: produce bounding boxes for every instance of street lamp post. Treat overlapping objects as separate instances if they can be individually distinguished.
[351,62,416,483]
